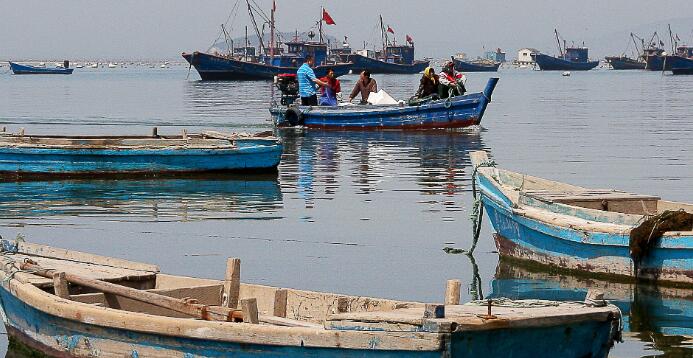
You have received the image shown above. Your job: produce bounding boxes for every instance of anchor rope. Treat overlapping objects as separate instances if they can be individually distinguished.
[468,159,496,254]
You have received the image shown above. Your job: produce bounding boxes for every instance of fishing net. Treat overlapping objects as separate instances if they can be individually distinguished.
[629,209,693,275]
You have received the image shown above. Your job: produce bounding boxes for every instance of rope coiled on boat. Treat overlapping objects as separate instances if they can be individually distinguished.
[469,159,497,253]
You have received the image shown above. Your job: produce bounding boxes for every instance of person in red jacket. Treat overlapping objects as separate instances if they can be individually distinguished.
[438,61,466,98]
[318,68,341,106]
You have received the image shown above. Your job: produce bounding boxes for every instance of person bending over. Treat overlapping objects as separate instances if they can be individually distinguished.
[348,70,377,104]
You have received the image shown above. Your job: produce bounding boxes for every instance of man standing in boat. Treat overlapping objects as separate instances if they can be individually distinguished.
[297,55,327,106]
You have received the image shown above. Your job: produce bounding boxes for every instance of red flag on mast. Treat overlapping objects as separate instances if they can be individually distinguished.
[386,26,395,34]
[322,9,336,25]
[406,34,413,44]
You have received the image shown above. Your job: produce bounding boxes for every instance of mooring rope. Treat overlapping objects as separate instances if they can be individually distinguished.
[468,159,496,253]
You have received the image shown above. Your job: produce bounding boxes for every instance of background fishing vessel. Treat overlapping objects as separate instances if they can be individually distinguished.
[183,2,351,80]
[532,29,599,71]
[342,15,429,74]
[452,58,500,72]
[604,33,651,70]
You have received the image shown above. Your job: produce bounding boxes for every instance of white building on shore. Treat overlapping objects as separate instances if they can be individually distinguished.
[516,48,540,65]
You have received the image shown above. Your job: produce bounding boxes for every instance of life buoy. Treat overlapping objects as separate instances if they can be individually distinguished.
[285,107,304,127]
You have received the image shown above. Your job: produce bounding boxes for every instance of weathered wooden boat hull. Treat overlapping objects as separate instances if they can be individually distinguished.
[347,54,430,74]
[532,54,599,71]
[0,284,618,358]
[453,59,500,72]
[270,78,498,130]
[9,62,74,75]
[471,151,693,286]
[182,52,351,80]
[0,134,283,177]
[0,240,621,357]
[605,56,646,70]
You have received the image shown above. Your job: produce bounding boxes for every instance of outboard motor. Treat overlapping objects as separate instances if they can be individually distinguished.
[63,60,70,69]
[275,74,299,106]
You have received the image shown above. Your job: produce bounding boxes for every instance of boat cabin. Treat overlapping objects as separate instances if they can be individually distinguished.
[263,42,328,67]
[676,45,693,58]
[562,47,589,63]
[384,45,415,64]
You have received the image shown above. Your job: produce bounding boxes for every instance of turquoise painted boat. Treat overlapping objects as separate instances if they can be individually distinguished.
[470,151,693,286]
[0,240,622,357]
[0,130,282,178]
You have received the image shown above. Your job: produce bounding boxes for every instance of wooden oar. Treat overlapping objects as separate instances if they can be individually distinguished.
[20,261,243,322]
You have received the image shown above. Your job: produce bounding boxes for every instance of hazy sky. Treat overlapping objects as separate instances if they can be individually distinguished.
[1,0,691,60]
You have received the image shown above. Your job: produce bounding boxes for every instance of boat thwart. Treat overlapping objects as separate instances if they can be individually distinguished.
[0,240,622,357]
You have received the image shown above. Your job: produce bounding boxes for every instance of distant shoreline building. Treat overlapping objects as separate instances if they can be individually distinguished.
[483,48,506,63]
[516,48,540,65]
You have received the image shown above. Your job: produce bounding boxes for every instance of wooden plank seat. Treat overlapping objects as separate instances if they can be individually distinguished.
[522,189,660,215]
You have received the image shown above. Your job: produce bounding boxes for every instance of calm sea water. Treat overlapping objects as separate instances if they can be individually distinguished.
[0,64,691,357]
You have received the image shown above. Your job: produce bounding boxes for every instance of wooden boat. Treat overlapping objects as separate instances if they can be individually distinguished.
[470,151,693,286]
[453,59,501,72]
[0,240,622,357]
[0,130,282,178]
[9,61,74,75]
[270,78,499,130]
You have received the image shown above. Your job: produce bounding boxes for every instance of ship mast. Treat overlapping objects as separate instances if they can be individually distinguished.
[554,29,564,57]
[319,7,324,43]
[270,1,275,57]
[246,0,265,55]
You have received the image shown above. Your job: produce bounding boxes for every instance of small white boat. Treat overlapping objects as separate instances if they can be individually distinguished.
[107,63,117,69]
[562,71,571,76]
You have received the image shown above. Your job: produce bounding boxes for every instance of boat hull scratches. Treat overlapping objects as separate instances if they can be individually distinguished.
[483,196,693,287]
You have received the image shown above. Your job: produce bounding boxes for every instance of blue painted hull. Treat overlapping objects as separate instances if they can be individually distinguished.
[9,62,73,75]
[0,138,283,177]
[532,54,599,71]
[453,59,500,72]
[347,54,429,74]
[271,78,498,130]
[182,52,351,81]
[474,167,693,286]
[605,56,646,70]
[0,284,616,358]
[669,56,693,75]
[492,259,693,338]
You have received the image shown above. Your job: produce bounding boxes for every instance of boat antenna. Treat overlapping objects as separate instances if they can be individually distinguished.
[379,15,387,60]
[270,0,275,58]
[246,0,265,55]
[668,24,675,53]
[554,29,564,57]
[245,25,249,61]
[319,7,324,43]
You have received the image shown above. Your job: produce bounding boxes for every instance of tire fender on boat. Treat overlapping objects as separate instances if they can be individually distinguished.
[285,107,304,126]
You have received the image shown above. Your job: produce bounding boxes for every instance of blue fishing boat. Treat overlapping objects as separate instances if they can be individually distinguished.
[470,150,693,286]
[533,30,599,71]
[0,240,622,357]
[605,33,649,70]
[453,59,500,72]
[345,15,429,74]
[0,130,282,177]
[183,4,351,81]
[646,46,692,71]
[270,78,499,130]
[9,61,74,75]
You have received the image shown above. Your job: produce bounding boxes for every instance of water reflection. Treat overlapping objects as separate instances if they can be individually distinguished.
[0,175,282,222]
[491,259,693,357]
[278,129,487,208]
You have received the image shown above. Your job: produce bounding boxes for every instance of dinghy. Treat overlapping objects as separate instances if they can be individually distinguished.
[0,129,282,178]
[470,151,693,286]
[0,240,622,357]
